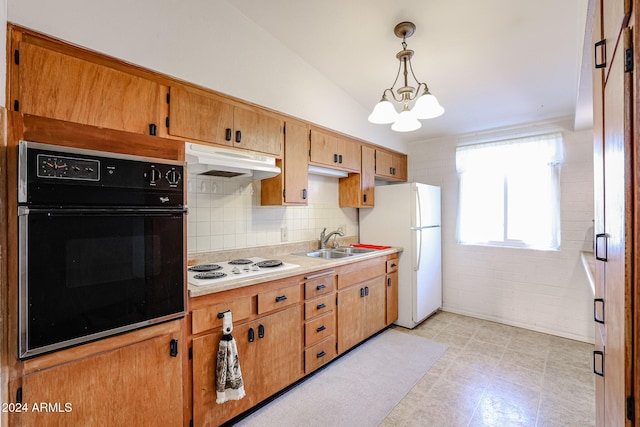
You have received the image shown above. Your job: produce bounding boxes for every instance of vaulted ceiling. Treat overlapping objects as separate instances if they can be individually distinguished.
[226,0,591,143]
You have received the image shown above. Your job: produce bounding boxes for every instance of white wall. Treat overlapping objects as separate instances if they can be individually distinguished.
[409,119,595,343]
[7,0,405,153]
[187,174,358,252]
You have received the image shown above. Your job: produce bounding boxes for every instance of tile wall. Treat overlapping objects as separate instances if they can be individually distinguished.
[408,120,595,343]
[187,173,358,253]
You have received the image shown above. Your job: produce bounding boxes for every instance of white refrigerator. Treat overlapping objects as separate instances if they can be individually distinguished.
[359,182,442,329]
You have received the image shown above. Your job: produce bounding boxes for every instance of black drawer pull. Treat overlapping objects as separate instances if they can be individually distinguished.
[391,263,397,268]
[595,39,606,69]
[338,154,343,164]
[365,286,369,296]
[275,295,288,303]
[248,328,255,342]
[363,194,367,203]
[225,128,232,141]
[387,278,392,287]
[258,324,265,339]
[317,303,326,310]
[333,153,338,163]
[316,325,326,333]
[594,298,605,324]
[235,130,242,143]
[360,288,365,298]
[302,189,307,199]
[317,350,326,358]
[316,284,326,291]
[593,350,604,376]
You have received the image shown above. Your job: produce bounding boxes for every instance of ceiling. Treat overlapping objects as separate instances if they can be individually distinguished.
[225,0,591,144]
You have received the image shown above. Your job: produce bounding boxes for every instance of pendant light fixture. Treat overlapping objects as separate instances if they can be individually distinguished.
[368,21,444,132]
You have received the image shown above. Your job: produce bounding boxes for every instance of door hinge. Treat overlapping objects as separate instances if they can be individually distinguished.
[169,338,178,357]
[625,47,634,72]
[165,117,170,128]
[283,125,286,135]
[14,49,19,65]
[16,387,22,404]
[335,295,338,306]
[627,396,634,420]
[308,130,312,142]
[189,420,193,427]
[188,347,193,360]
[166,93,170,104]
[13,100,19,112]
[283,189,286,198]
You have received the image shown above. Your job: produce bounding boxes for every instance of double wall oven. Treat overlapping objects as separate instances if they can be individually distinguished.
[18,141,187,359]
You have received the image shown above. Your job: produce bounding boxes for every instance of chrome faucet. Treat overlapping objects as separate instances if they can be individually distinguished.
[320,227,344,249]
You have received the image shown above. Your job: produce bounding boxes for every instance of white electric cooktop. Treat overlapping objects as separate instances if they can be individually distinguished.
[187,257,300,286]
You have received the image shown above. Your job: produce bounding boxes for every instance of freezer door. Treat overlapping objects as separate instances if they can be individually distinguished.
[412,226,442,323]
[413,183,441,228]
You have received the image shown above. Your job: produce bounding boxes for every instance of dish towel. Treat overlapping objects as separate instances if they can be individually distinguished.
[215,311,246,404]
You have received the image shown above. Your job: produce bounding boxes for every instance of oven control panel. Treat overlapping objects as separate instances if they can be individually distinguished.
[37,154,100,181]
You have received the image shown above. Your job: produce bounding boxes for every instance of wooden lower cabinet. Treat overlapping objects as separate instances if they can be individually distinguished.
[385,257,399,326]
[192,305,302,427]
[20,331,183,427]
[337,276,386,353]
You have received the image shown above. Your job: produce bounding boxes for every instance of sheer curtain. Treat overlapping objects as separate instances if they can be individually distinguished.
[455,133,564,250]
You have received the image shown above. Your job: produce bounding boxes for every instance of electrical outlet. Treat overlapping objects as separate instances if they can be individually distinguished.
[281,227,288,242]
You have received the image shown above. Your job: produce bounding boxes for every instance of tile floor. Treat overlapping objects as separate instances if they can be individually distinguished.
[381,311,595,427]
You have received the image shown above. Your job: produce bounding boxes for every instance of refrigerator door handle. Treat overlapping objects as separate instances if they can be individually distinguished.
[415,229,422,271]
[415,185,422,229]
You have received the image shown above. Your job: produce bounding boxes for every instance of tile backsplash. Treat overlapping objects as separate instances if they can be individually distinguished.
[187,173,358,253]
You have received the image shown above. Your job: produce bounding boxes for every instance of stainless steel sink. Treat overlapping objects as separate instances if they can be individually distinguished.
[293,247,377,259]
[333,247,377,254]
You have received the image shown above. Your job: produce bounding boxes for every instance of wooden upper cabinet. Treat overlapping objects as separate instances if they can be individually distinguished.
[339,145,375,208]
[167,85,234,145]
[375,148,407,181]
[168,85,283,157]
[262,120,309,205]
[309,129,360,172]
[15,41,164,135]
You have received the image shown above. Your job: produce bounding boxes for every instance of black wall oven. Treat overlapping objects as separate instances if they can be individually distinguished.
[18,141,187,359]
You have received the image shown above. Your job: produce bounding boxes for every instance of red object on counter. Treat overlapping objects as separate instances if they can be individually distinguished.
[351,244,391,249]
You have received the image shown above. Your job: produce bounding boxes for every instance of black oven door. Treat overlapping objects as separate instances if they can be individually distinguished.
[18,207,186,359]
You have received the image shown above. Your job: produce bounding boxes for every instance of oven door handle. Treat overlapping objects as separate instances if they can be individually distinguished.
[19,206,188,215]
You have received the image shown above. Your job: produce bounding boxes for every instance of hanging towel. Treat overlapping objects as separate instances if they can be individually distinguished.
[216,311,246,404]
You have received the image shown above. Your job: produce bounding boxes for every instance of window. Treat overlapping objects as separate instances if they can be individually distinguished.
[455,133,564,250]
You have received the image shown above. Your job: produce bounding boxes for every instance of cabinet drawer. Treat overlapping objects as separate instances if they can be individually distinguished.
[305,336,336,373]
[258,284,301,315]
[304,294,335,320]
[386,258,398,273]
[304,273,336,299]
[338,262,386,289]
[192,297,252,335]
[305,312,334,346]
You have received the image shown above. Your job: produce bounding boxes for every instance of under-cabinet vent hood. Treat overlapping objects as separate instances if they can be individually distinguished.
[185,142,280,180]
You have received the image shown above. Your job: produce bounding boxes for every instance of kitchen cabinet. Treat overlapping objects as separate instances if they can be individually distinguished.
[336,258,386,353]
[591,0,638,425]
[309,128,361,172]
[375,149,407,181]
[261,120,309,205]
[302,270,337,373]
[385,257,399,326]
[10,34,165,136]
[168,85,284,157]
[19,323,183,427]
[339,145,375,208]
[191,300,302,426]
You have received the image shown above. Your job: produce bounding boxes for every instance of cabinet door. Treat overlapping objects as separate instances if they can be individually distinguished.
[233,106,283,157]
[386,271,399,326]
[18,42,164,135]
[309,129,338,166]
[168,85,234,146]
[337,138,361,171]
[192,306,302,427]
[21,333,183,427]
[283,121,309,204]
[361,145,376,206]
[392,153,408,181]
[362,276,386,338]
[337,285,365,353]
[375,149,394,178]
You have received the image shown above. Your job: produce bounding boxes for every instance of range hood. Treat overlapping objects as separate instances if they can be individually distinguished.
[185,142,280,180]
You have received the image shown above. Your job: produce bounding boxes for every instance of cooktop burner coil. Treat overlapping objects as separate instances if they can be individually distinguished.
[255,260,283,268]
[193,272,227,280]
[188,264,222,272]
[228,259,254,265]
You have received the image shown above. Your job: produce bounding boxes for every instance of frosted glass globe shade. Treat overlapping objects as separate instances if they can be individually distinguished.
[368,99,398,124]
[413,93,445,119]
[391,110,421,132]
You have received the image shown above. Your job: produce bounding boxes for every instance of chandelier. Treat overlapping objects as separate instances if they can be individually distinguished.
[368,21,444,132]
